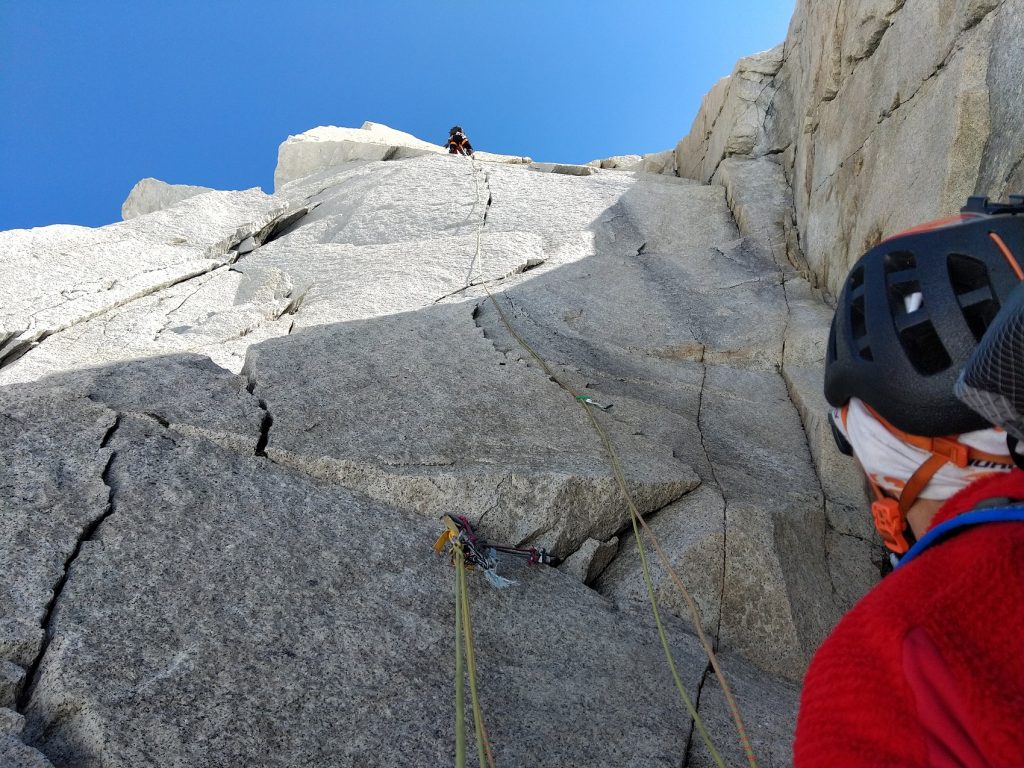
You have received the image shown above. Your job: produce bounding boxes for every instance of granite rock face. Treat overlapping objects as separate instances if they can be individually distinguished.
[0,124,871,766]
[19,413,713,768]
[676,0,1024,299]
[0,188,299,374]
[121,178,216,220]
[675,47,785,185]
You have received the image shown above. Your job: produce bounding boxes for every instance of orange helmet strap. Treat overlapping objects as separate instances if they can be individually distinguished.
[868,452,951,554]
[843,401,1012,555]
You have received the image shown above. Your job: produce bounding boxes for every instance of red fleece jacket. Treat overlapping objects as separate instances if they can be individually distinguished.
[794,470,1024,767]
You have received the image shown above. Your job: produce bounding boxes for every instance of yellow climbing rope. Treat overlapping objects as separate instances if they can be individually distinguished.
[462,156,758,768]
[444,519,497,768]
[453,540,466,767]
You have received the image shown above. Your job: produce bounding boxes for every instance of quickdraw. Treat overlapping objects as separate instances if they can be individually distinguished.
[575,394,613,411]
[434,514,560,589]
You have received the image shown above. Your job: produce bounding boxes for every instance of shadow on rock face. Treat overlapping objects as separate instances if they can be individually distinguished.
[0,350,717,768]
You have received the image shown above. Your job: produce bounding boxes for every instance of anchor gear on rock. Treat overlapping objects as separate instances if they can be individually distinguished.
[434,514,560,589]
[448,126,474,156]
[575,394,613,411]
[825,195,1024,553]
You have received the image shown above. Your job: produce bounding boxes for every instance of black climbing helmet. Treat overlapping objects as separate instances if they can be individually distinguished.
[450,125,463,136]
[825,195,1024,436]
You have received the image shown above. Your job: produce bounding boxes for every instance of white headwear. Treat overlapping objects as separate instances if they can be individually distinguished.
[834,398,1013,500]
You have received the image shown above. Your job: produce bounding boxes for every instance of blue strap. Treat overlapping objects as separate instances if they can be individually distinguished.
[896,506,1024,569]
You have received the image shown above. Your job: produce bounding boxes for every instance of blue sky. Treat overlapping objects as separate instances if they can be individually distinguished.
[1,1,795,231]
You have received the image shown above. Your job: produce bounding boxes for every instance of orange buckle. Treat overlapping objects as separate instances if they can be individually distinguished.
[871,498,910,554]
[930,437,968,468]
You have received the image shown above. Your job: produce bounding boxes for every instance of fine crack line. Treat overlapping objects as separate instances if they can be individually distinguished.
[476,474,512,531]
[460,165,491,286]
[433,260,548,305]
[691,343,728,655]
[100,414,121,448]
[716,278,762,291]
[681,662,716,768]
[244,367,273,458]
[769,222,844,608]
[1004,154,1024,186]
[0,262,228,372]
[17,422,122,712]
[153,270,225,340]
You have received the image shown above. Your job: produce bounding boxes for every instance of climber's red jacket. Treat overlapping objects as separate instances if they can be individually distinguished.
[794,469,1024,766]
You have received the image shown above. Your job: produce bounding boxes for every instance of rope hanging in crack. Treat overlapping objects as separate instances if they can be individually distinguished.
[463,157,757,768]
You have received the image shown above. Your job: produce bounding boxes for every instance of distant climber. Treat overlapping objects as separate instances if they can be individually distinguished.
[794,196,1024,765]
[447,126,474,156]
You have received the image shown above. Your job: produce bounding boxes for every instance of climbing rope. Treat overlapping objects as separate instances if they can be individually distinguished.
[453,540,467,767]
[448,528,497,768]
[459,541,497,768]
[437,512,562,767]
[459,155,758,768]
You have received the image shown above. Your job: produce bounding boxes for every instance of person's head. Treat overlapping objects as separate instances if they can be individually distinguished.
[825,196,1024,554]
[450,125,463,137]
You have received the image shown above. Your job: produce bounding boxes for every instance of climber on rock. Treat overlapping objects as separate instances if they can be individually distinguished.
[447,125,474,156]
[794,195,1024,766]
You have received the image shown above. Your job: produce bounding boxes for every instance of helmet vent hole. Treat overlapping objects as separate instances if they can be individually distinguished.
[849,293,871,360]
[888,277,923,317]
[948,253,998,341]
[848,266,864,292]
[899,321,952,375]
[884,250,917,273]
[845,266,871,358]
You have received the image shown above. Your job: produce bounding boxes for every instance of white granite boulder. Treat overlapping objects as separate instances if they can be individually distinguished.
[121,178,216,220]
[0,189,296,370]
[589,150,676,175]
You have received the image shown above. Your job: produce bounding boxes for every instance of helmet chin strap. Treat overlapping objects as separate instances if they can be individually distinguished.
[867,454,949,555]
[840,403,1010,555]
